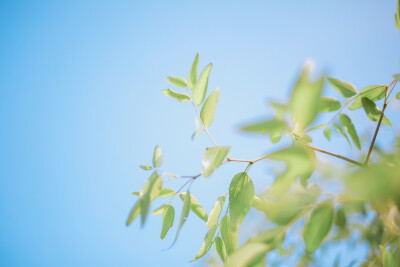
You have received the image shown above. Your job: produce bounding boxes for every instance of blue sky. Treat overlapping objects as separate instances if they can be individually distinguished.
[0,1,399,266]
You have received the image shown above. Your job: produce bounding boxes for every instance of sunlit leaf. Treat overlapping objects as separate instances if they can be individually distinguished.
[171,189,191,246]
[193,63,212,105]
[306,124,327,132]
[192,117,200,140]
[206,194,226,228]
[349,85,386,110]
[240,118,287,134]
[269,101,287,119]
[187,53,199,89]
[303,200,334,254]
[340,114,361,150]
[381,246,394,267]
[161,204,175,239]
[158,188,176,198]
[126,200,141,226]
[270,131,282,143]
[190,226,217,262]
[152,203,169,215]
[166,76,187,88]
[327,77,357,98]
[161,89,190,102]
[179,192,208,222]
[332,123,352,148]
[153,145,162,168]
[226,242,270,267]
[361,97,392,126]
[140,171,162,225]
[397,92,400,100]
[214,236,228,263]
[200,88,220,128]
[131,192,139,196]
[139,164,152,170]
[248,226,286,245]
[220,215,238,254]
[324,127,332,141]
[395,0,400,31]
[202,146,231,177]
[229,172,254,229]
[318,97,341,113]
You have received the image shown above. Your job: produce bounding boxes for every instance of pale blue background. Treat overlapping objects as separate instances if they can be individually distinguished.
[0,0,399,266]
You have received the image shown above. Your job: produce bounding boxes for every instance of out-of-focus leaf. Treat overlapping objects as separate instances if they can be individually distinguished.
[303,200,334,254]
[220,215,238,254]
[158,188,176,198]
[166,76,187,88]
[229,172,255,229]
[394,72,400,80]
[318,97,341,113]
[161,89,190,102]
[188,53,199,89]
[340,114,361,150]
[327,77,357,98]
[225,242,270,267]
[152,203,169,215]
[334,208,346,229]
[395,0,400,31]
[269,101,287,119]
[306,124,327,132]
[361,97,392,126]
[171,189,191,246]
[324,127,332,141]
[381,246,394,267]
[396,92,400,100]
[202,146,231,177]
[190,226,217,262]
[240,118,287,134]
[153,145,162,168]
[248,226,286,245]
[191,117,200,140]
[332,123,352,148]
[214,236,228,263]
[161,204,175,239]
[206,194,226,228]
[139,164,152,170]
[270,132,282,143]
[349,85,386,110]
[179,192,208,222]
[193,63,212,105]
[131,192,140,196]
[200,88,220,128]
[126,200,141,226]
[140,171,162,225]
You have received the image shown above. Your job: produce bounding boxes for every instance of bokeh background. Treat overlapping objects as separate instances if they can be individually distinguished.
[0,0,399,266]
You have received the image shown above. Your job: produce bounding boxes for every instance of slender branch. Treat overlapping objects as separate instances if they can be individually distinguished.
[305,144,365,167]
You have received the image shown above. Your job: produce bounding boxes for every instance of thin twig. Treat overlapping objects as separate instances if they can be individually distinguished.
[306,144,365,167]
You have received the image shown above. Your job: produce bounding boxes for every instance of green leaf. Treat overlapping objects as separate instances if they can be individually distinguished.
[332,123,352,148]
[396,0,400,31]
[200,88,220,128]
[193,63,212,105]
[153,145,162,168]
[306,124,327,132]
[126,200,141,226]
[334,208,346,229]
[171,189,191,246]
[179,192,208,222]
[394,72,400,80]
[269,131,281,143]
[161,89,190,102]
[206,194,227,228]
[190,226,217,262]
[161,204,175,239]
[220,215,238,255]
[202,146,231,177]
[240,118,287,134]
[214,236,228,263]
[191,117,200,140]
[152,203,169,215]
[187,53,199,90]
[225,242,270,267]
[349,85,386,110]
[139,164,152,170]
[324,127,332,141]
[229,172,255,229]
[166,76,187,88]
[318,97,341,113]
[381,246,394,267]
[327,77,357,98]
[361,97,392,126]
[140,171,161,225]
[396,92,400,100]
[303,200,334,254]
[340,114,361,150]
[158,188,176,198]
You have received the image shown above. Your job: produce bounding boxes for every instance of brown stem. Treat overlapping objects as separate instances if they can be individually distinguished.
[305,144,365,167]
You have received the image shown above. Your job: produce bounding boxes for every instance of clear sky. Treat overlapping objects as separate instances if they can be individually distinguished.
[0,1,399,266]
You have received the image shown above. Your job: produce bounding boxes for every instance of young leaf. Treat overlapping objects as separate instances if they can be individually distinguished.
[158,188,176,198]
[323,127,332,141]
[190,226,218,262]
[179,192,208,222]
[229,172,255,229]
[327,77,357,98]
[361,97,392,126]
[220,215,238,254]
[161,204,175,239]
[131,192,140,196]
[318,97,341,113]
[202,146,231,177]
[171,189,191,246]
[192,117,200,140]
[187,53,199,89]
[397,92,400,100]
[332,123,352,148]
[340,114,361,150]
[166,76,187,88]
[193,63,212,105]
[349,85,386,110]
[269,131,281,143]
[240,118,287,134]
[395,0,400,31]
[214,236,228,263]
[152,203,169,216]
[139,164,152,170]
[126,200,141,226]
[206,194,227,228]
[161,89,190,102]
[200,88,220,128]
[152,145,162,168]
[303,201,334,254]
[226,242,270,267]
[140,171,161,225]
[306,124,327,132]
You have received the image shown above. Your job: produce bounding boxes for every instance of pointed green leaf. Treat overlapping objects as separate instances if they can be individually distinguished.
[161,204,175,239]
[200,88,220,128]
[140,171,161,225]
[158,188,176,198]
[171,189,190,245]
[152,203,169,215]
[303,201,334,254]
[361,97,392,126]
[229,172,255,229]
[306,124,327,132]
[381,246,394,267]
[153,145,162,168]
[396,0,400,31]
[139,164,152,170]
[161,89,190,102]
[226,242,270,267]
[324,127,332,141]
[340,114,361,150]
[193,63,212,105]
[190,226,217,262]
[179,192,208,222]
[131,192,139,196]
[332,123,352,148]
[188,53,199,89]
[220,215,238,254]
[202,146,231,177]
[349,85,386,110]
[126,200,141,226]
[166,76,187,88]
[214,236,228,263]
[318,97,341,113]
[240,118,287,134]
[206,194,227,228]
[269,132,282,143]
[327,77,357,98]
